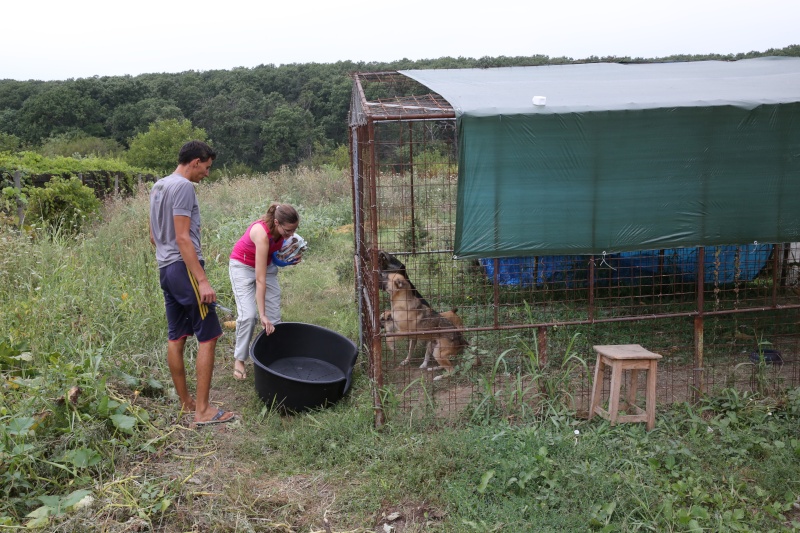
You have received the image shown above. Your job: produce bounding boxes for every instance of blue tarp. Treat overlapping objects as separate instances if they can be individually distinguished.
[480,245,772,287]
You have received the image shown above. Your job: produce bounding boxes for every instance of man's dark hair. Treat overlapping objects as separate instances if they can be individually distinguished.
[178,140,216,164]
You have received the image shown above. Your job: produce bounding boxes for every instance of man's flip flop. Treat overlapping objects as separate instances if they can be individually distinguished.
[194,409,236,427]
[233,368,247,381]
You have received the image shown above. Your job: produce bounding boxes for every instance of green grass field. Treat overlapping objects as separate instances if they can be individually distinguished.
[1,168,799,531]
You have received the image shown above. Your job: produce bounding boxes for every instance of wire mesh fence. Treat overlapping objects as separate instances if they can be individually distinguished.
[350,71,800,426]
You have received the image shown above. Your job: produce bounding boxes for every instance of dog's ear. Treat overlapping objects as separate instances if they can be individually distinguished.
[379,250,408,276]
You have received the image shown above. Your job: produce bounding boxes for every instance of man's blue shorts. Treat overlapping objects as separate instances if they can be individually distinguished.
[159,261,223,343]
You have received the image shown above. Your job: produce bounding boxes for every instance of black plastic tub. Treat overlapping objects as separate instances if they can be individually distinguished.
[250,322,358,412]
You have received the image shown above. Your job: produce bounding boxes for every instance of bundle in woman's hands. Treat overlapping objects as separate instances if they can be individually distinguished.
[276,234,307,263]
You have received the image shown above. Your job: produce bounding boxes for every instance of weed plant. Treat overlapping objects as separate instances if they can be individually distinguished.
[0,169,798,531]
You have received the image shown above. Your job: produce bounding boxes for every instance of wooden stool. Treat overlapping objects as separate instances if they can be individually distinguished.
[589,344,662,431]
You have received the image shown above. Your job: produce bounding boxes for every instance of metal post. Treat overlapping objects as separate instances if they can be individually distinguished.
[367,119,385,428]
[408,122,416,253]
[693,247,705,402]
[773,244,781,306]
[588,255,595,322]
[492,258,500,327]
[537,326,548,396]
[13,170,24,228]
[779,243,789,288]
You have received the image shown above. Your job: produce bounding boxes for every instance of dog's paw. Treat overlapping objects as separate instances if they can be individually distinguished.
[399,359,410,366]
[419,362,429,369]
[433,373,450,381]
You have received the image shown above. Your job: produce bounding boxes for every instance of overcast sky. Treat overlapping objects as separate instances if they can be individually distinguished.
[3,0,798,81]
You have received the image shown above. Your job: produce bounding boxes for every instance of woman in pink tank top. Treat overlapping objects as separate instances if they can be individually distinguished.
[228,202,300,380]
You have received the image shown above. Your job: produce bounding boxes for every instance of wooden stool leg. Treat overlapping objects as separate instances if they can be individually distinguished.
[646,360,658,431]
[607,363,623,425]
[626,369,639,414]
[589,355,604,420]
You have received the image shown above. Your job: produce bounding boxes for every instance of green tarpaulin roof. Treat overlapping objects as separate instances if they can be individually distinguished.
[399,58,800,259]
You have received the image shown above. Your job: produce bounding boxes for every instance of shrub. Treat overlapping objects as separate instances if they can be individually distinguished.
[25,176,101,234]
[215,161,253,180]
[38,133,124,158]
[125,119,207,173]
[0,133,21,152]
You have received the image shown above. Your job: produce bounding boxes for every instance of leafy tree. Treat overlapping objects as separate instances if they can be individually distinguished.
[106,98,184,145]
[0,109,19,137]
[260,103,319,170]
[125,119,207,173]
[86,76,150,109]
[17,83,104,142]
[0,80,42,105]
[194,88,268,169]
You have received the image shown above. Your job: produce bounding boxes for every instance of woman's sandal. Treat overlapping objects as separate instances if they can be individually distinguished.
[233,368,247,381]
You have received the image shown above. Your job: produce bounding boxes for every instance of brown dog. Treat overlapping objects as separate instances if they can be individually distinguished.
[381,307,464,360]
[380,271,467,379]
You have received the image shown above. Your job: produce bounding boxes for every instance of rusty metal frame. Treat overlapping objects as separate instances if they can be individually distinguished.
[350,70,800,427]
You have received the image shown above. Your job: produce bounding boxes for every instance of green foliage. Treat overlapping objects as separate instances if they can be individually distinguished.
[214,161,254,179]
[0,339,163,527]
[389,145,455,175]
[256,388,800,531]
[17,86,100,143]
[38,132,123,158]
[107,97,184,145]
[2,46,798,172]
[0,152,154,211]
[25,176,101,233]
[0,151,148,179]
[306,142,350,170]
[451,393,800,531]
[0,152,151,192]
[0,132,21,152]
[0,186,26,225]
[399,216,430,249]
[125,118,207,173]
[1,169,800,530]
[193,87,273,169]
[260,102,320,170]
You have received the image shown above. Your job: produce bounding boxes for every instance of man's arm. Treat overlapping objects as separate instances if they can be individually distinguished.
[173,215,216,304]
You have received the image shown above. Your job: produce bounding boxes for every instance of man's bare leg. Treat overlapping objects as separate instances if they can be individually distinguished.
[167,337,195,412]
[194,337,228,423]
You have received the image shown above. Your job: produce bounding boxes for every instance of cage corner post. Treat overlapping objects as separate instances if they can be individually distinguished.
[692,247,705,403]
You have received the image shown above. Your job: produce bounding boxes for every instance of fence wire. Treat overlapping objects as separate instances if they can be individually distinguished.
[350,71,800,426]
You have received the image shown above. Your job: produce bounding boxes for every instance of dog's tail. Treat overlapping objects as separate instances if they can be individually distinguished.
[439,313,469,352]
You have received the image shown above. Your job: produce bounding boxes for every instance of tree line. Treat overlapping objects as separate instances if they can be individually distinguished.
[1,46,797,173]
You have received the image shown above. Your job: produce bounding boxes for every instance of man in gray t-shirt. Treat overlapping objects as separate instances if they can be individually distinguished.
[149,140,236,427]
[149,173,204,268]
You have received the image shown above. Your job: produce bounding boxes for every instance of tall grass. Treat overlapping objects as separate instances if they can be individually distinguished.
[0,167,356,528]
[1,168,799,531]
